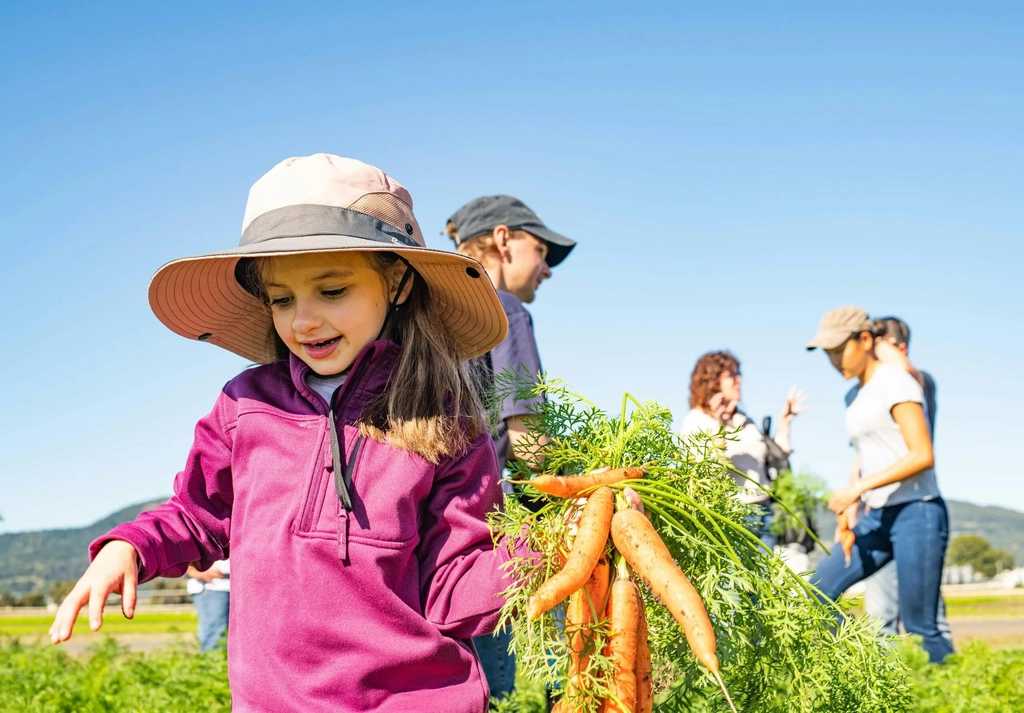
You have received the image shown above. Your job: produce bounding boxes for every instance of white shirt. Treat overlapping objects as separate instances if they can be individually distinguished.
[845,364,941,509]
[186,559,230,594]
[679,408,769,504]
[307,372,347,406]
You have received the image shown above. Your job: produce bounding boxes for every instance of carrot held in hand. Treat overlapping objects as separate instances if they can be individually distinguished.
[567,556,611,675]
[525,467,646,498]
[528,487,615,620]
[561,556,611,711]
[610,509,737,713]
[635,604,653,713]
[603,563,640,713]
[837,511,856,568]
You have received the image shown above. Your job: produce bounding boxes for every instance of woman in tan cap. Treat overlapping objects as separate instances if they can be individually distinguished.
[806,306,953,664]
[48,154,541,710]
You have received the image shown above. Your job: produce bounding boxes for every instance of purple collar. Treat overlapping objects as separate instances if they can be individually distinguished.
[288,340,401,420]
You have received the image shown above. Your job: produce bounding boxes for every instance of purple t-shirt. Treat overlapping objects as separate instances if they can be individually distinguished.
[487,291,545,467]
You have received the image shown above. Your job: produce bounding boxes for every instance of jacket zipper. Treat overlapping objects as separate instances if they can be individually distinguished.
[328,355,372,512]
[297,355,372,533]
[297,429,331,534]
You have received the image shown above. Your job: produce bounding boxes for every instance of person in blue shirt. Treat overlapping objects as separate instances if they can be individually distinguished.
[446,195,576,699]
[861,316,952,646]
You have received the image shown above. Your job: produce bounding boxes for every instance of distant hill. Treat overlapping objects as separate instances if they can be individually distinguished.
[0,499,167,595]
[2,496,1021,595]
[816,499,1023,561]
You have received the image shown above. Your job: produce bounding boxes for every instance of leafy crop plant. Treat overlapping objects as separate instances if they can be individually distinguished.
[490,379,911,713]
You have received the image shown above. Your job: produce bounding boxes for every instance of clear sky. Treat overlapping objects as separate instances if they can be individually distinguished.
[1,1,1021,533]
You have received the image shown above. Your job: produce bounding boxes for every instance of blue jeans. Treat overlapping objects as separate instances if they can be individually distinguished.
[864,560,953,645]
[474,627,515,699]
[811,498,954,663]
[191,589,230,652]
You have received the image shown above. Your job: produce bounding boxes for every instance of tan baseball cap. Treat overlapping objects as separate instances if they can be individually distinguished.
[149,154,508,363]
[806,306,874,351]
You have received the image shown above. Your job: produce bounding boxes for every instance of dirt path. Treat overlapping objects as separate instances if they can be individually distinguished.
[948,618,1024,650]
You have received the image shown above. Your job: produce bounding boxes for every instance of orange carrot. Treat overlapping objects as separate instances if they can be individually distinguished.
[527,467,646,498]
[837,511,856,567]
[635,604,653,713]
[603,572,640,713]
[528,487,615,620]
[567,556,611,678]
[610,509,736,713]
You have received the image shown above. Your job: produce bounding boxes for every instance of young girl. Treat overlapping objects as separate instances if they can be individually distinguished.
[807,306,953,664]
[49,154,532,712]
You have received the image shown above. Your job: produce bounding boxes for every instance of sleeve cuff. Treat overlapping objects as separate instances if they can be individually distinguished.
[88,523,162,584]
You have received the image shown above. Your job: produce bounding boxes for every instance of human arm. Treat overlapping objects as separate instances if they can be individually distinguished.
[875,339,924,388]
[489,297,546,467]
[828,402,933,513]
[507,415,550,470]
[186,563,226,582]
[773,387,808,455]
[50,391,236,643]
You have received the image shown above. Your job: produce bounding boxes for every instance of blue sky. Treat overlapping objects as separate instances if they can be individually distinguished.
[1,1,1021,533]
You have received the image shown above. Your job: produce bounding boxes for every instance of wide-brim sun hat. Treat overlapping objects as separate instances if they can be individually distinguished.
[149,154,508,363]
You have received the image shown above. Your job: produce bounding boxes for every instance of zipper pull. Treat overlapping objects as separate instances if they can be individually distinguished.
[337,507,350,565]
[328,407,354,512]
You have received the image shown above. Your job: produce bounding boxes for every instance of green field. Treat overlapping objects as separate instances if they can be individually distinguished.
[0,611,197,638]
[945,594,1024,619]
[2,603,1022,712]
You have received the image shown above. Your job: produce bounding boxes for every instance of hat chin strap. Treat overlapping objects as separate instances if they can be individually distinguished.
[376,259,415,341]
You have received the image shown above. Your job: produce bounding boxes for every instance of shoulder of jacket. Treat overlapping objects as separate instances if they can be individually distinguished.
[222,360,291,401]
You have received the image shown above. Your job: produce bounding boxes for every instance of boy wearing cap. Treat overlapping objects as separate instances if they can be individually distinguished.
[446,195,576,698]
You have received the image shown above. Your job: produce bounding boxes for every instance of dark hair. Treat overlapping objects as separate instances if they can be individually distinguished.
[873,316,911,348]
[237,252,487,463]
[689,351,740,410]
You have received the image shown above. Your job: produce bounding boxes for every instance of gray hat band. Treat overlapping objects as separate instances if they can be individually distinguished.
[241,204,421,249]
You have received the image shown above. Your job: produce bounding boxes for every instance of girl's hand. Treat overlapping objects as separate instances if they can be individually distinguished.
[49,540,139,644]
[779,386,808,424]
[828,484,863,514]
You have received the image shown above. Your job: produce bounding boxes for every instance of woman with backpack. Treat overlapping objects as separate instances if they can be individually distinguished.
[679,350,808,547]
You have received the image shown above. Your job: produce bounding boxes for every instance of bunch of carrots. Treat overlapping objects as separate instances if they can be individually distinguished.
[520,467,736,713]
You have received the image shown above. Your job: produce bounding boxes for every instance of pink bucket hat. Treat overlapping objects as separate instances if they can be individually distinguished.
[149,154,508,363]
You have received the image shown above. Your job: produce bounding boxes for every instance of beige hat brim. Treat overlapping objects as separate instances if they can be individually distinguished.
[806,329,854,351]
[149,234,508,364]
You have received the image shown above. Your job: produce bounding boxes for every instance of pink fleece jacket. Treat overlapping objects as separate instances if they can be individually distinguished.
[91,341,527,712]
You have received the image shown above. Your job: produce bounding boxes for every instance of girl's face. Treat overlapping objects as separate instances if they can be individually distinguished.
[824,332,874,380]
[719,367,742,404]
[264,252,401,376]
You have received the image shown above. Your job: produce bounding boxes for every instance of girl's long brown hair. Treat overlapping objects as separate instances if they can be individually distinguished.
[242,252,487,463]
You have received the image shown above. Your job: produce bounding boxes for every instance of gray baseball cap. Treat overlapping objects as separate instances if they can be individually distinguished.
[446,195,576,267]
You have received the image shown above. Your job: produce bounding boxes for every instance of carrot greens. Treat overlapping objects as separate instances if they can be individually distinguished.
[489,378,911,712]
